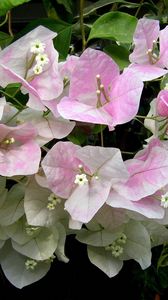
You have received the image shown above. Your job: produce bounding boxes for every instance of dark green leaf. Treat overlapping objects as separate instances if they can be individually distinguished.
[0,31,13,48]
[92,124,106,134]
[82,0,139,17]
[104,44,130,70]
[88,12,137,43]
[56,0,73,14]
[0,0,31,16]
[68,127,88,145]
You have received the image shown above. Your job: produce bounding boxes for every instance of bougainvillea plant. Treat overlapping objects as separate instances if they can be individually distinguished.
[0,1,168,297]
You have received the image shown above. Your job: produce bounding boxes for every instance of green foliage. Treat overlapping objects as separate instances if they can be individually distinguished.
[88,11,137,43]
[104,43,130,70]
[0,0,31,16]
[0,31,13,48]
[82,0,139,17]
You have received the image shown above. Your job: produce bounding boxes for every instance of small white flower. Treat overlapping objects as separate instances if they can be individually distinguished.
[35,53,49,66]
[26,225,40,236]
[33,64,43,75]
[161,192,168,208]
[116,233,127,245]
[74,173,88,186]
[47,193,61,210]
[111,244,123,258]
[30,40,45,54]
[25,259,37,270]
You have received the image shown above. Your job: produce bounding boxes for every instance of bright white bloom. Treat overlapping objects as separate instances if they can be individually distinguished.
[25,259,37,270]
[74,173,88,186]
[161,192,168,208]
[35,53,49,66]
[30,39,45,54]
[33,64,43,75]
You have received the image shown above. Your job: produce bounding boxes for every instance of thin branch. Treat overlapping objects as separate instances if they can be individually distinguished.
[8,11,14,37]
[80,0,86,51]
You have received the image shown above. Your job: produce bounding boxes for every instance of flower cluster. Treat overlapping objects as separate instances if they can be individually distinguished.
[0,18,168,289]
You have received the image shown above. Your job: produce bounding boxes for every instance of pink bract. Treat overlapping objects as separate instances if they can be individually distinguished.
[129,18,168,81]
[156,90,168,116]
[42,142,129,223]
[57,48,143,128]
[0,26,63,110]
[0,123,41,176]
[112,139,168,201]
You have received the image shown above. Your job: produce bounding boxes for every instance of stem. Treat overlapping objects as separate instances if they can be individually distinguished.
[135,0,144,18]
[80,0,86,51]
[135,114,162,120]
[121,151,135,155]
[134,117,145,127]
[0,89,26,109]
[0,13,8,27]
[5,109,24,124]
[100,125,104,147]
[8,11,13,37]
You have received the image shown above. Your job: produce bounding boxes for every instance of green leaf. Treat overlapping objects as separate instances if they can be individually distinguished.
[56,0,73,14]
[17,18,72,60]
[68,127,87,145]
[0,31,13,48]
[104,44,130,70]
[0,0,31,16]
[0,242,51,288]
[0,184,25,226]
[88,12,137,43]
[160,73,168,90]
[82,0,139,17]
[92,124,107,134]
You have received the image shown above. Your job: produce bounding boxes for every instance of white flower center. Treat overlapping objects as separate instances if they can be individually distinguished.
[47,193,61,210]
[35,53,49,66]
[161,192,168,208]
[30,40,45,54]
[74,173,88,186]
[33,64,43,75]
[105,232,127,257]
[25,225,40,236]
[25,259,37,270]
[116,233,127,244]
